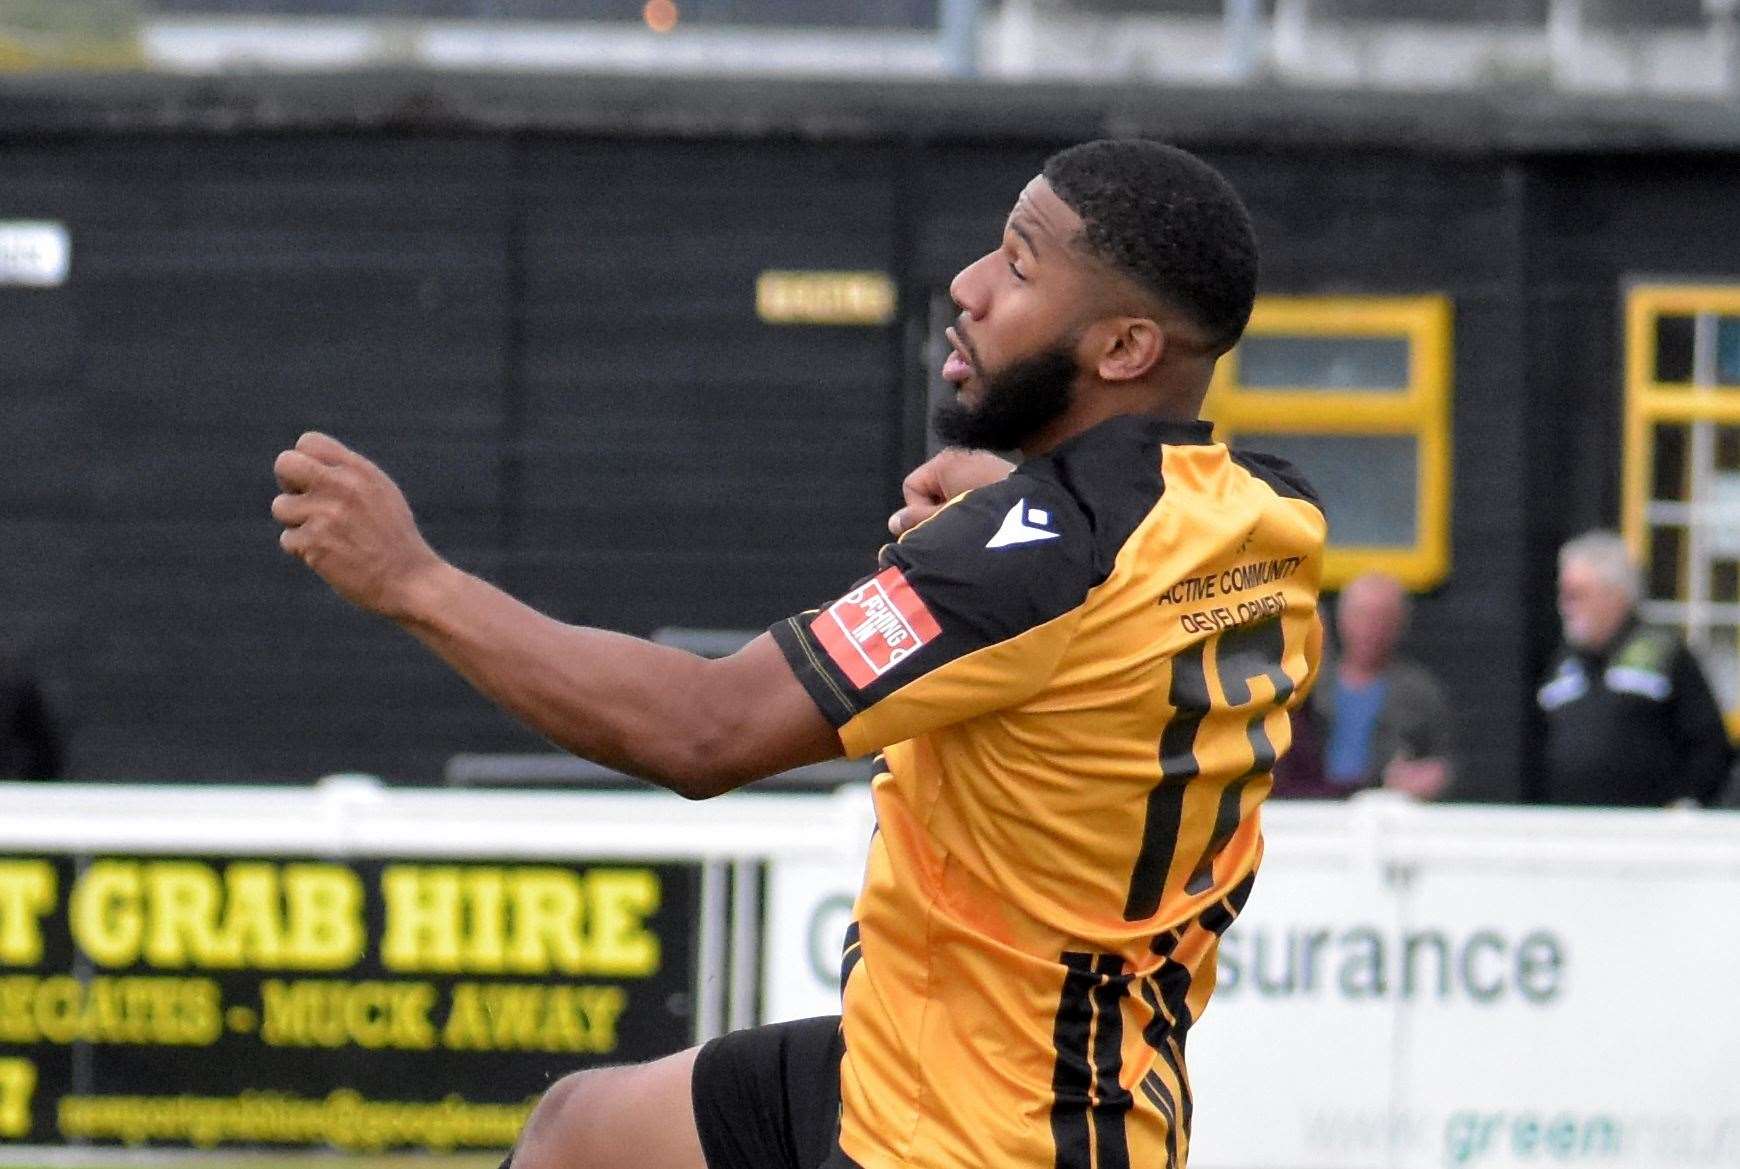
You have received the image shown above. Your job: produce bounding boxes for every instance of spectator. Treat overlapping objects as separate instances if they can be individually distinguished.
[1272,571,1455,799]
[1537,531,1732,806]
[0,646,62,780]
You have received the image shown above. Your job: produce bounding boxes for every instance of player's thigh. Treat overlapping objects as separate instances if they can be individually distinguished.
[688,1016,845,1169]
[511,1017,845,1169]
[513,1046,706,1169]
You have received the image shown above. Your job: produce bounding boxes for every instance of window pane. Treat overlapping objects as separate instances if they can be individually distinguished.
[1711,559,1739,605]
[1236,336,1410,391]
[1652,422,1689,502]
[1697,631,1740,712]
[1718,317,1740,386]
[1719,423,1740,472]
[1648,524,1684,601]
[1656,315,1695,383]
[1703,471,1740,561]
[1235,433,1417,545]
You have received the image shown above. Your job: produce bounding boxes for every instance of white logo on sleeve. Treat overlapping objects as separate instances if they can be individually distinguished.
[986,499,1062,549]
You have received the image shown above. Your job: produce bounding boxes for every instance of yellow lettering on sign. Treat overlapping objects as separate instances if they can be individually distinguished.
[68,861,363,971]
[381,866,661,977]
[586,870,660,977]
[69,861,143,967]
[260,979,436,1051]
[203,862,282,966]
[380,867,464,973]
[144,862,220,967]
[0,1058,34,1138]
[464,867,507,972]
[0,861,55,966]
[0,975,218,1046]
[755,271,898,327]
[282,865,365,970]
[442,982,627,1053]
[507,870,585,975]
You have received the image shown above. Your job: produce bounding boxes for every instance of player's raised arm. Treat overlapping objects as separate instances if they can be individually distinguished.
[270,431,840,798]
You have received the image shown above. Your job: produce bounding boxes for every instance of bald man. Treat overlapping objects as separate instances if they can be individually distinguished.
[1278,572,1454,799]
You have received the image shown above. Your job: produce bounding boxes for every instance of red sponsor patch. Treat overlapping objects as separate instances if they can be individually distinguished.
[810,567,943,689]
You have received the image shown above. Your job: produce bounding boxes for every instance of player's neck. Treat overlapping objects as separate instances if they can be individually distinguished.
[1019,397,1200,458]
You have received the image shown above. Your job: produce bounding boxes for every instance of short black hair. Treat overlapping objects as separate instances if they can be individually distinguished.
[1043,139,1258,355]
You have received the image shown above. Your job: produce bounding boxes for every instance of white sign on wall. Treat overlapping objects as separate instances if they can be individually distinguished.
[762,793,1740,1169]
[0,222,70,288]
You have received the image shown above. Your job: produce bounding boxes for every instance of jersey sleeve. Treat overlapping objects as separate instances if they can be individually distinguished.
[771,477,1099,758]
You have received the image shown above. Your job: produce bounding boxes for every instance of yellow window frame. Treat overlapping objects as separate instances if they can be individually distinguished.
[1622,284,1740,739]
[1621,284,1740,554]
[1204,295,1454,591]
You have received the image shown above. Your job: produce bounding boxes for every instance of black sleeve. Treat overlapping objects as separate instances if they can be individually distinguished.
[1230,449,1324,513]
[770,475,1099,751]
[1669,644,1733,805]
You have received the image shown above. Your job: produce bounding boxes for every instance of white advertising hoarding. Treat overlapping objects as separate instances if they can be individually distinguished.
[2,783,1734,1166]
[762,793,1740,1169]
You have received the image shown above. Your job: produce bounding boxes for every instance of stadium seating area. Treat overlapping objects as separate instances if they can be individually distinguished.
[125,0,1719,28]
[110,0,1739,97]
[143,0,942,26]
[1068,0,1711,25]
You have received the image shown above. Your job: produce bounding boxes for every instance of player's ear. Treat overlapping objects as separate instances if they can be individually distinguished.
[1091,316,1165,384]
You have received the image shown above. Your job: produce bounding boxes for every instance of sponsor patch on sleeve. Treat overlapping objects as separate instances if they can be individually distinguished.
[810,567,943,689]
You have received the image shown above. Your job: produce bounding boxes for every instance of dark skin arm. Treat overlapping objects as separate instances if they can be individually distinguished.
[271,432,840,799]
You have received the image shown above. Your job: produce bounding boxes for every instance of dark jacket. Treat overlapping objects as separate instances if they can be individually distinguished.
[1537,620,1732,807]
[1272,657,1454,798]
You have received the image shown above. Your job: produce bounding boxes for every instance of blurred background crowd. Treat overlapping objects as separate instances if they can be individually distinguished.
[6,0,1740,809]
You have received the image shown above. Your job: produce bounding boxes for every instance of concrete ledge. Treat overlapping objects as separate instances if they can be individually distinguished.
[5,68,1740,154]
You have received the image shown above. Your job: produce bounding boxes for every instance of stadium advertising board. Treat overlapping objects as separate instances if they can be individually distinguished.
[764,796,1740,1169]
[0,853,700,1152]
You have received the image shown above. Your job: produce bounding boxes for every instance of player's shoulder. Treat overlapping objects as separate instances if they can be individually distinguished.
[873,447,1141,652]
[892,414,1184,586]
[888,470,1098,598]
[1228,447,1324,513]
[1016,414,1216,579]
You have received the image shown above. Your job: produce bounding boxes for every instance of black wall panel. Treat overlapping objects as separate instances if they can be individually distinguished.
[1218,150,1533,798]
[508,140,904,635]
[1514,154,1740,790]
[0,86,1733,793]
[0,135,524,781]
[3,132,918,781]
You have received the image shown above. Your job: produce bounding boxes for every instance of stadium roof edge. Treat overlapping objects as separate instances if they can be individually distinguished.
[4,70,1740,154]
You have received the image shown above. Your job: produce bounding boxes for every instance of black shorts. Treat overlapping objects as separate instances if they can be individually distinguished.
[691,1015,861,1169]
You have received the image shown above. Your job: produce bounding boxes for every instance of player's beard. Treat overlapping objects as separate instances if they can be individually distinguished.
[931,341,1078,452]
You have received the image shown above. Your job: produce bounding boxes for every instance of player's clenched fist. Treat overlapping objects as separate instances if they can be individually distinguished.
[888,448,1016,536]
[271,432,444,618]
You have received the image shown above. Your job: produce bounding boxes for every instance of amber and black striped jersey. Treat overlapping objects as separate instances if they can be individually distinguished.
[771,415,1326,1169]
